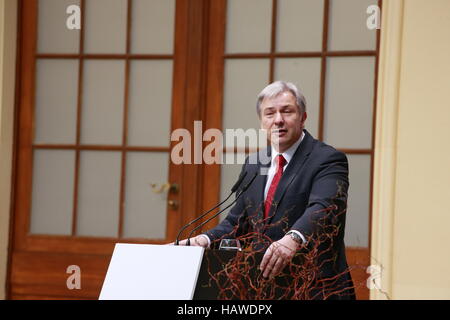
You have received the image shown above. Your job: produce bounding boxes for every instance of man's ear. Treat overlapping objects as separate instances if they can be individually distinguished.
[300,111,307,126]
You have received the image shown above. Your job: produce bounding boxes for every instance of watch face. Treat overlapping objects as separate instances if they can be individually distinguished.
[288,232,301,243]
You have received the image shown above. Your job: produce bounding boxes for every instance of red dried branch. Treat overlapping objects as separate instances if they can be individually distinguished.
[202,184,356,300]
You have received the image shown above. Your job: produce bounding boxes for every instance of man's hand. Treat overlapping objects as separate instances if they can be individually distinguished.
[170,235,209,248]
[260,235,301,278]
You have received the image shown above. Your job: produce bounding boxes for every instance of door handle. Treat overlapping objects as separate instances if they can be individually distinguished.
[150,183,180,194]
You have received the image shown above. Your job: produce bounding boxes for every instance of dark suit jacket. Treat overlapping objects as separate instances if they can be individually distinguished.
[205,130,355,299]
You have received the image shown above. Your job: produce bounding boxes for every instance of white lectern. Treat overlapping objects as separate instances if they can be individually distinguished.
[99,243,204,300]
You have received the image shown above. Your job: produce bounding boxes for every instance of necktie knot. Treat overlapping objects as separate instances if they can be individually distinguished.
[276,155,286,170]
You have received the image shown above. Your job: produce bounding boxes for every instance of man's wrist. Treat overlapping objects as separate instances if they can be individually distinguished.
[286,230,305,245]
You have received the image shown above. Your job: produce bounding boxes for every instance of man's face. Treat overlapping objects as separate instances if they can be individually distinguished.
[260,91,307,153]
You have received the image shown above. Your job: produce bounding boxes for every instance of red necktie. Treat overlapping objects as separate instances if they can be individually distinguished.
[264,155,287,219]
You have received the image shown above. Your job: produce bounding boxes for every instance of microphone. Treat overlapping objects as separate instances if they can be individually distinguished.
[186,172,258,245]
[174,171,248,245]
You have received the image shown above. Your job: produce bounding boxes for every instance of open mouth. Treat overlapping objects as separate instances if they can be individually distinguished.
[272,129,287,135]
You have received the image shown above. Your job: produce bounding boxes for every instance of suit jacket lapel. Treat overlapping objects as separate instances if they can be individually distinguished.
[266,130,315,227]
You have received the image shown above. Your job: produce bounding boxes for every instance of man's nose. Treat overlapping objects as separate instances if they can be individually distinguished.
[274,112,284,125]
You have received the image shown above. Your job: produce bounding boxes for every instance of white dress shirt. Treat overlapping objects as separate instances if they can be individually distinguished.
[264,132,304,200]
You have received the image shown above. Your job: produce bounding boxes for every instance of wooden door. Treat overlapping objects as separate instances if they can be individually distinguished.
[9,0,214,299]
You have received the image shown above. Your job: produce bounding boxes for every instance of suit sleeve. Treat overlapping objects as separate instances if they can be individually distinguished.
[291,149,349,238]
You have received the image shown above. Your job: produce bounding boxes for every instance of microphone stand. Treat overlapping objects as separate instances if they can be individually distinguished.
[174,171,247,245]
[186,172,258,245]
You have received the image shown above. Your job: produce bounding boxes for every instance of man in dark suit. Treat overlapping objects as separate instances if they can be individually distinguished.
[180,81,355,299]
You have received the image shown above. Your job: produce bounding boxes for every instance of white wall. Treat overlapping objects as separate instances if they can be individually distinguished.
[372,0,450,299]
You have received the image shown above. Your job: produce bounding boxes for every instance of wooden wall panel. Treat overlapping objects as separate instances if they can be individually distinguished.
[346,247,370,300]
[10,251,110,299]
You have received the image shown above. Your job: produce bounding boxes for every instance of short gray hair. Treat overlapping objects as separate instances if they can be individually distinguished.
[256,81,307,116]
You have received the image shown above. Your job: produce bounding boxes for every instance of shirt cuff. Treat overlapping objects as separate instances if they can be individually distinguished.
[199,234,211,247]
[289,230,306,244]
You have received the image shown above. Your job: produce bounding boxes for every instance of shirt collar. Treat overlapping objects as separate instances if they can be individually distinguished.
[271,130,305,166]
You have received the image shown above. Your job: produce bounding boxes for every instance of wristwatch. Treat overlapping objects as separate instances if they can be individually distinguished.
[286,230,303,245]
